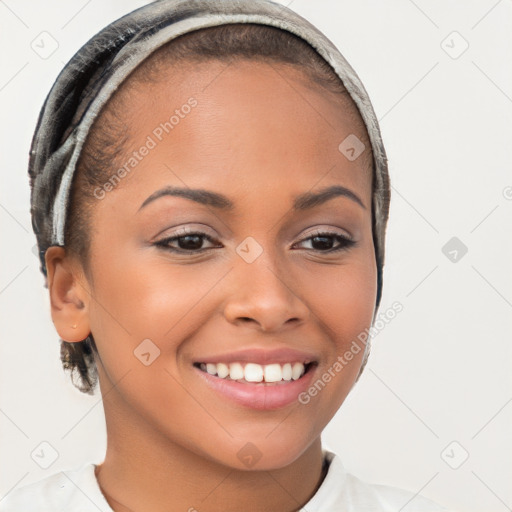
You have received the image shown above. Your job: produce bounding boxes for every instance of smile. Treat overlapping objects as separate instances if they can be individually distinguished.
[193,357,318,410]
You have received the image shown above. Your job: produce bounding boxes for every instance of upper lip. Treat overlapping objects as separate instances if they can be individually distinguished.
[195,347,318,365]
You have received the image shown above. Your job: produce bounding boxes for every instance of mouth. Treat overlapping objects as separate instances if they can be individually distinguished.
[193,361,317,385]
[192,352,319,410]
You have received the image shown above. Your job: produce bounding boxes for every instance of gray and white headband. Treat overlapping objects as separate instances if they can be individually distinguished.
[29,0,390,308]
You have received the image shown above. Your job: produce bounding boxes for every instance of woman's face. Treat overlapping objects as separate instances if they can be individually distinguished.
[80,59,376,469]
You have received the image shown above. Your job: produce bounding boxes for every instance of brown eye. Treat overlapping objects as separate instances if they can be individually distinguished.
[295,232,356,253]
[155,231,220,253]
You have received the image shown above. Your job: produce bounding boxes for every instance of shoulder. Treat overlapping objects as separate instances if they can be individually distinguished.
[0,463,113,512]
[304,450,452,512]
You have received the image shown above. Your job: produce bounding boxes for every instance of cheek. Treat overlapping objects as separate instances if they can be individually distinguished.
[297,253,377,393]
[306,256,377,345]
[86,248,224,362]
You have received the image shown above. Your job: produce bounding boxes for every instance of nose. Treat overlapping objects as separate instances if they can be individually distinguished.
[223,249,310,332]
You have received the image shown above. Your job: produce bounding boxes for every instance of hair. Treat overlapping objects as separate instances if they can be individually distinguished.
[59,23,374,393]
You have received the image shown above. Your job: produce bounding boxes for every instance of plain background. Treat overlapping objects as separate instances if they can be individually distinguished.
[1,1,511,511]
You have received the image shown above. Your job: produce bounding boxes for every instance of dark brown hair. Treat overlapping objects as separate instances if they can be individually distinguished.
[61,23,373,393]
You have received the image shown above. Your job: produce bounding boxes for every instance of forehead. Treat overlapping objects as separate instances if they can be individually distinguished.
[103,59,373,204]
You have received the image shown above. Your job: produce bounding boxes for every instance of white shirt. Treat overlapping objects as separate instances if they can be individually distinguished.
[0,450,449,511]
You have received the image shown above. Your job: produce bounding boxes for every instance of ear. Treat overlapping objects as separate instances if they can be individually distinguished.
[45,246,91,343]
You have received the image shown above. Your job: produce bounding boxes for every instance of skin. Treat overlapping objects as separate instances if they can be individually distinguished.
[45,60,376,511]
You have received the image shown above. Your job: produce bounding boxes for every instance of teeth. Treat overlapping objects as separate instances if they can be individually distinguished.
[244,363,264,382]
[291,362,304,380]
[282,363,292,381]
[264,363,282,383]
[229,362,244,380]
[199,362,307,382]
[217,362,229,379]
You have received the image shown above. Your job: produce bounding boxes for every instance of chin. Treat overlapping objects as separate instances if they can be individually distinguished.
[204,430,319,472]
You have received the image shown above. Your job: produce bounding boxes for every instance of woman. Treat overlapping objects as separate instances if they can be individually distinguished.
[2,0,449,510]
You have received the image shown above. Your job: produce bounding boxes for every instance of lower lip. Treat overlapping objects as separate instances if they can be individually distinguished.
[194,365,317,410]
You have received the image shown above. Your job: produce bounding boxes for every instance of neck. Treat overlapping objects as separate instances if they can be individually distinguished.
[96,388,327,512]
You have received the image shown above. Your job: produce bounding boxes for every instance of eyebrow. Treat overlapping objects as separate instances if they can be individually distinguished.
[138,184,366,212]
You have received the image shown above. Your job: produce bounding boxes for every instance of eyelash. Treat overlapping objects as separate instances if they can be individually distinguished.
[154,228,356,255]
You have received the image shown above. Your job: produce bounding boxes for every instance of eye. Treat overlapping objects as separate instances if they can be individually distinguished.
[293,230,356,253]
[154,229,356,255]
[155,230,221,253]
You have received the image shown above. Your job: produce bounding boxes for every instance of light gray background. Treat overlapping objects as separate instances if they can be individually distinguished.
[1,1,511,511]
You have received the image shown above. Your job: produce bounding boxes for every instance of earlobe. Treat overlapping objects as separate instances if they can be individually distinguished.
[45,246,91,343]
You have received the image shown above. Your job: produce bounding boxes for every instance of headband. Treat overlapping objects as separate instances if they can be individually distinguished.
[29,0,390,310]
